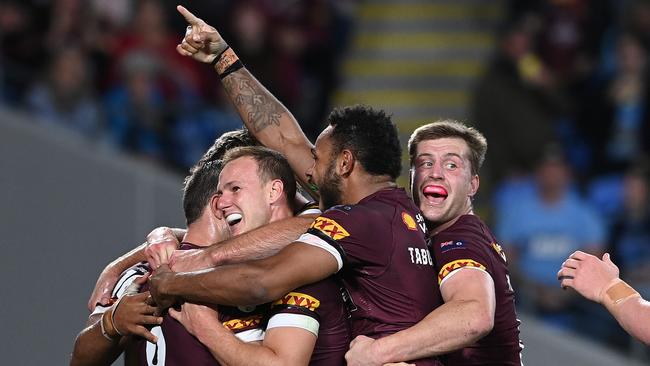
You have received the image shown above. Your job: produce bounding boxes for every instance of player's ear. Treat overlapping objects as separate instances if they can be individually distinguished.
[210,193,223,219]
[268,179,284,205]
[469,174,479,197]
[338,149,355,177]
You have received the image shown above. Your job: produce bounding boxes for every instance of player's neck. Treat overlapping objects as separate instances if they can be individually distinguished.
[344,173,396,204]
[269,204,294,223]
[183,220,224,247]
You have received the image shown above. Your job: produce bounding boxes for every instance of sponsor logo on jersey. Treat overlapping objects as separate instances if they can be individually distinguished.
[440,240,466,253]
[402,212,417,231]
[408,247,434,266]
[222,314,263,332]
[491,242,507,262]
[310,217,350,240]
[273,292,321,311]
[438,259,487,284]
[416,213,427,232]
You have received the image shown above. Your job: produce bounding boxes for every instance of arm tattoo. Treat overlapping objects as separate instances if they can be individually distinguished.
[223,71,286,133]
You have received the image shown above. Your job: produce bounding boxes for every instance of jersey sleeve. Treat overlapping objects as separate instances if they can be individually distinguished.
[90,263,149,316]
[434,236,492,287]
[266,284,325,337]
[295,205,387,273]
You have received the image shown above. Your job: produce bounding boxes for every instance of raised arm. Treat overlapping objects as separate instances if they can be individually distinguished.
[346,269,495,366]
[559,251,650,345]
[175,5,316,193]
[170,303,316,366]
[150,241,338,309]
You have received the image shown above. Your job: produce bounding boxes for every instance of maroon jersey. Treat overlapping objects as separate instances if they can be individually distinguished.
[266,276,350,366]
[430,215,523,365]
[298,188,443,366]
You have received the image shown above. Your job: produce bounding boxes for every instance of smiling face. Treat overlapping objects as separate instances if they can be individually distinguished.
[217,156,273,236]
[307,126,344,210]
[411,137,479,231]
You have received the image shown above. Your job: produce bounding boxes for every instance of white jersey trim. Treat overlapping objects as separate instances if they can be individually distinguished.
[298,208,322,216]
[439,266,490,288]
[91,270,145,317]
[267,313,320,337]
[235,328,265,343]
[297,232,343,271]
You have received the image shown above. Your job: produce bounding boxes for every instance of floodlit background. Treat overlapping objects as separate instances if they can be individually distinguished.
[0,0,648,364]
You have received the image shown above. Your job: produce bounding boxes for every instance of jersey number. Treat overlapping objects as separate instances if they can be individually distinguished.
[146,326,166,365]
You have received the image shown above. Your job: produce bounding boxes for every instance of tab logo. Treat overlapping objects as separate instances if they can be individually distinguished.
[408,247,434,266]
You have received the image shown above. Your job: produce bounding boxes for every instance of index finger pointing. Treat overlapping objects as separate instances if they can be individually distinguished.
[177,5,202,26]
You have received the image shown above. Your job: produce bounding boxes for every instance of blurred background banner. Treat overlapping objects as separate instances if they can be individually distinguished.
[1,0,649,364]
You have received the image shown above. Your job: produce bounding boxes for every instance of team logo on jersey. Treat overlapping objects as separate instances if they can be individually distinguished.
[310,217,350,240]
[402,212,417,231]
[222,314,263,332]
[273,292,321,311]
[440,240,466,253]
[438,259,486,284]
[491,242,507,262]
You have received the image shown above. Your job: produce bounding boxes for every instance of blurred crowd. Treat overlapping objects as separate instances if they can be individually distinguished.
[0,0,354,170]
[474,0,650,357]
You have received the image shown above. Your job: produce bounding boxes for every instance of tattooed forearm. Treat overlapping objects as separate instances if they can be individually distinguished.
[222,69,286,133]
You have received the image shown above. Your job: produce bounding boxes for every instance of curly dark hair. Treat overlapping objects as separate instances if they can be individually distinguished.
[326,105,402,179]
[182,129,259,225]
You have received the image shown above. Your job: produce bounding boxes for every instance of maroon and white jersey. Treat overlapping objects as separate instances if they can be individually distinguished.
[430,214,523,365]
[266,277,350,366]
[297,188,443,365]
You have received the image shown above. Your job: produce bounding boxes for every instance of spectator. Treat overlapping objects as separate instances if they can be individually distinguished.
[26,45,102,139]
[497,145,606,328]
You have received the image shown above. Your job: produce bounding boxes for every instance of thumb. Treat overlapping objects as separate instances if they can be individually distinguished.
[168,307,181,321]
[135,272,151,285]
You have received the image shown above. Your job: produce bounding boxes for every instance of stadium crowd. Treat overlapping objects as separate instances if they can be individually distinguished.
[0,0,354,169]
[1,0,649,362]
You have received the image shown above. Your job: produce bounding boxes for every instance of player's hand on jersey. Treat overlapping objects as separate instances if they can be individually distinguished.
[346,335,384,366]
[558,251,620,303]
[149,264,180,314]
[169,248,212,272]
[112,291,162,343]
[145,226,180,270]
[169,302,221,339]
[176,5,228,63]
[87,264,122,311]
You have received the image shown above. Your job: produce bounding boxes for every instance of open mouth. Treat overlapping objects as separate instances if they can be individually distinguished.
[422,185,448,204]
[225,213,243,226]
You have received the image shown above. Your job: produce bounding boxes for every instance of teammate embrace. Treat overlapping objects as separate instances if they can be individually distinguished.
[71,5,522,366]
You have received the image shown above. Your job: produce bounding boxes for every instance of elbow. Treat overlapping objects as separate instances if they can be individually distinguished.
[467,306,494,341]
[240,266,280,305]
